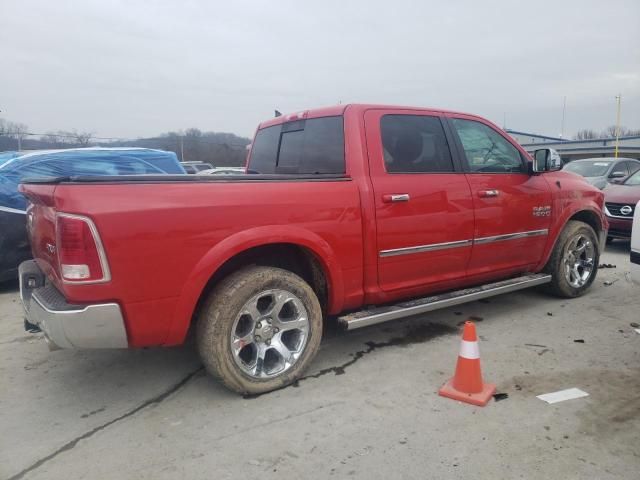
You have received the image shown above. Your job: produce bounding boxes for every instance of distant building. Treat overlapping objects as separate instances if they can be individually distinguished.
[505,130,565,145]
[505,129,640,162]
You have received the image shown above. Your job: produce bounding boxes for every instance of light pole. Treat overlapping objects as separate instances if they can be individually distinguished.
[560,96,566,139]
[614,94,621,158]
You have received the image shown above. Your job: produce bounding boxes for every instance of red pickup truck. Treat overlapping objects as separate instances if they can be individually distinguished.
[19,104,607,394]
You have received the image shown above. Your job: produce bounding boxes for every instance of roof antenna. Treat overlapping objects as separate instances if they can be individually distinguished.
[274,110,282,118]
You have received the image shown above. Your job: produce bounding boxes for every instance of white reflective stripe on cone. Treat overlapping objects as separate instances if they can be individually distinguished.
[459,340,480,359]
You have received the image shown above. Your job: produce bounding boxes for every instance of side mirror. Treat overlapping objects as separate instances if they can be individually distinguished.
[532,148,562,173]
[609,171,626,179]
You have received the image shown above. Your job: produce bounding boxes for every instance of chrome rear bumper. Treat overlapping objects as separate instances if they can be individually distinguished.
[19,260,128,350]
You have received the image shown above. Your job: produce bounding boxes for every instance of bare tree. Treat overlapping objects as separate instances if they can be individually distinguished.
[7,121,29,150]
[42,132,63,148]
[71,130,93,146]
[602,125,632,138]
[573,129,599,140]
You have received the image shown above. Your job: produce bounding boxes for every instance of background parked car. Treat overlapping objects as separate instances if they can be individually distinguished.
[604,168,640,242]
[0,151,22,168]
[0,147,185,282]
[181,161,214,174]
[631,200,640,285]
[563,157,640,190]
[197,167,245,175]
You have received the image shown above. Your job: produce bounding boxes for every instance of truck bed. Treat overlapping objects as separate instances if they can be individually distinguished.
[20,174,364,347]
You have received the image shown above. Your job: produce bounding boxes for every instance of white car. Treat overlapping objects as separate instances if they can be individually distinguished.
[632,200,640,284]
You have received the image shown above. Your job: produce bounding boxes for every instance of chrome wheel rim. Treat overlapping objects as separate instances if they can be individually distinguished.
[563,234,596,288]
[230,289,310,379]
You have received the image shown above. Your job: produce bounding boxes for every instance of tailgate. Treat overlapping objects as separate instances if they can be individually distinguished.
[20,184,61,285]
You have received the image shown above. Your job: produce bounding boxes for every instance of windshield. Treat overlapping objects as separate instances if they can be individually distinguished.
[563,160,612,177]
[624,169,640,186]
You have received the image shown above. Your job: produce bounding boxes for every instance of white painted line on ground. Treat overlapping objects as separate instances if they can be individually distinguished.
[536,388,589,404]
[634,328,640,335]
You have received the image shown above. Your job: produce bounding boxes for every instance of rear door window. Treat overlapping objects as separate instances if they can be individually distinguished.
[248,116,345,174]
[380,115,454,173]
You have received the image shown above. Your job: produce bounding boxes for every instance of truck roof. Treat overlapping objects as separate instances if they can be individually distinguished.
[258,103,480,129]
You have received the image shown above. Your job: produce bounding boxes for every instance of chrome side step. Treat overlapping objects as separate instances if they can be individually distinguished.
[338,273,552,330]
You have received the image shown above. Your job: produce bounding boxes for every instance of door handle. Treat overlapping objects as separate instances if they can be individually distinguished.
[382,194,410,203]
[478,189,500,198]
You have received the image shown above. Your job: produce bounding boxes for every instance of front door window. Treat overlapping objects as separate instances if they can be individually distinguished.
[451,118,524,173]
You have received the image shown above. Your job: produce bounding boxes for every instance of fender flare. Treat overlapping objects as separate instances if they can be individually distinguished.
[164,225,345,345]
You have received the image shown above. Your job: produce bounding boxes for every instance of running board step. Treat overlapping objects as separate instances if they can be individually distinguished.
[338,273,552,330]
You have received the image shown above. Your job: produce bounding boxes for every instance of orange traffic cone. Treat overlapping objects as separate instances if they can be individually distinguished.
[438,321,495,406]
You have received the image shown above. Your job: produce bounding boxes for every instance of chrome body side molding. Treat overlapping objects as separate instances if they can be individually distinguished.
[380,239,472,258]
[473,229,548,245]
[379,229,549,257]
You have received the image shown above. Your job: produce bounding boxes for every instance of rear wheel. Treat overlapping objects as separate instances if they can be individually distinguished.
[197,266,323,395]
[544,220,600,297]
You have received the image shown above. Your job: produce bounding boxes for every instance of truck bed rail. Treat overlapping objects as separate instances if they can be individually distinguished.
[20,173,351,185]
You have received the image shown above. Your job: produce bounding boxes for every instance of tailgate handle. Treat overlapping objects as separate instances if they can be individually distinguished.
[383,194,410,203]
[478,189,500,198]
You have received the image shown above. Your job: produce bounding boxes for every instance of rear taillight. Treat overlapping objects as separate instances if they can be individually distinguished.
[55,213,110,283]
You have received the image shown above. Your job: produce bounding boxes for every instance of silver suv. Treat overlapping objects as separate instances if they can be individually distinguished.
[563,157,640,190]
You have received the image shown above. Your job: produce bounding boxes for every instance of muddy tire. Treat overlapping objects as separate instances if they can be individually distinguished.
[543,220,600,298]
[196,266,323,395]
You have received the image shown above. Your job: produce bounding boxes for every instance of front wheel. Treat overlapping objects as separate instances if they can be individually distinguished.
[197,266,323,395]
[544,220,600,298]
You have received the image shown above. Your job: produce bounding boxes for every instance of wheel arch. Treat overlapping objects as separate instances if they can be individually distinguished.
[568,209,602,236]
[537,206,605,271]
[164,226,344,345]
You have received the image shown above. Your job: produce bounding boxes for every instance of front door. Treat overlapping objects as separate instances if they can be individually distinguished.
[364,109,475,294]
[446,114,552,278]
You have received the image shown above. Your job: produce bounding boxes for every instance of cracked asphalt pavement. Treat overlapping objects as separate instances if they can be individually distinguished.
[1,243,639,480]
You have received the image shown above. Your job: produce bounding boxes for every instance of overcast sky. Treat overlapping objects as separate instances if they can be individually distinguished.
[2,0,639,140]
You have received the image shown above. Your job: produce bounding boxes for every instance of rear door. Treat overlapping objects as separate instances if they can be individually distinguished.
[364,109,474,293]
[446,114,552,278]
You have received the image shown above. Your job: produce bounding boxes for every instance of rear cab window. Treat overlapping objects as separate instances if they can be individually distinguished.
[248,116,345,174]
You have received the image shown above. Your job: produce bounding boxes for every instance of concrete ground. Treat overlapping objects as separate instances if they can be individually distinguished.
[1,243,638,480]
